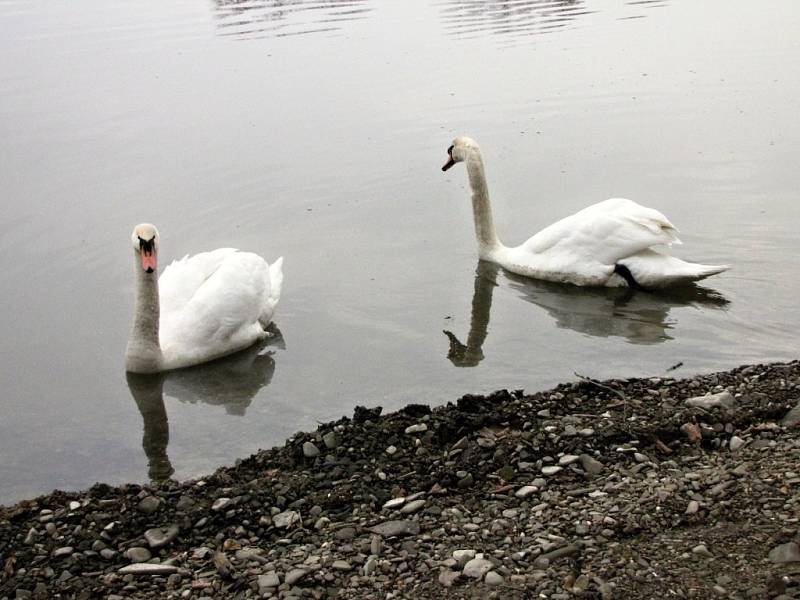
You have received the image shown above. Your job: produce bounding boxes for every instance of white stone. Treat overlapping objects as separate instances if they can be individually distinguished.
[515,485,538,499]
[462,555,494,579]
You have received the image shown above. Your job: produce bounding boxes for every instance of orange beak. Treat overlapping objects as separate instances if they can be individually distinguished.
[141,249,157,273]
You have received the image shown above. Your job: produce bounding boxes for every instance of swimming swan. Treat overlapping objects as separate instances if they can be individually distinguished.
[125,224,283,373]
[442,136,729,288]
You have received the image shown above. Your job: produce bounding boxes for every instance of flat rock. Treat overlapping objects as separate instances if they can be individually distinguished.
[580,454,604,475]
[400,499,425,514]
[781,403,800,428]
[258,571,280,589]
[769,542,800,564]
[125,547,152,563]
[117,563,178,576]
[136,496,160,514]
[302,441,320,457]
[684,390,736,411]
[438,569,461,587]
[484,571,504,586]
[284,568,309,585]
[367,520,420,538]
[515,485,538,498]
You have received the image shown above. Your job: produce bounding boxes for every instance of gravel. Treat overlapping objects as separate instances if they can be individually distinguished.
[1,360,799,599]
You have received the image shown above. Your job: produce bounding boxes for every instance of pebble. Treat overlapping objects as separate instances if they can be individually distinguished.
[284,568,309,585]
[144,524,179,549]
[322,431,340,448]
[302,441,320,457]
[136,496,160,514]
[541,466,563,476]
[768,542,800,564]
[580,454,604,475]
[515,485,538,498]
[117,563,178,576]
[273,510,301,529]
[729,435,746,451]
[462,555,494,579]
[484,571,504,586]
[211,497,232,512]
[400,499,425,514]
[367,520,420,537]
[684,390,736,410]
[404,424,427,434]
[125,547,152,563]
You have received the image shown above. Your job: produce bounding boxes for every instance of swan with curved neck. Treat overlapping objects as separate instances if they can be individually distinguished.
[442,136,729,288]
[125,224,283,373]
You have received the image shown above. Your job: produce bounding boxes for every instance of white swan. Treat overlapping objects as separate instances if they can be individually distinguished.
[125,224,283,374]
[442,136,729,288]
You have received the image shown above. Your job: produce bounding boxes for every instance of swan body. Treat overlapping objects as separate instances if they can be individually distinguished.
[125,224,283,373]
[442,136,729,288]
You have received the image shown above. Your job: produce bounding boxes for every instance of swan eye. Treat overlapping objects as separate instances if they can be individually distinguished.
[447,145,454,156]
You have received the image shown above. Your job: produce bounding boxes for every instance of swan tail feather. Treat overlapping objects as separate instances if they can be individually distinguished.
[258,257,283,327]
[619,251,729,288]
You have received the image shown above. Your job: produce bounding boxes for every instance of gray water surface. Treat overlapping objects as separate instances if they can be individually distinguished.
[1,0,798,505]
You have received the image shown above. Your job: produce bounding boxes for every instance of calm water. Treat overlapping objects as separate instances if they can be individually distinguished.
[1,0,798,505]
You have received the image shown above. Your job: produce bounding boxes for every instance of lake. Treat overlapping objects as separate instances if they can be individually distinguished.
[1,0,798,505]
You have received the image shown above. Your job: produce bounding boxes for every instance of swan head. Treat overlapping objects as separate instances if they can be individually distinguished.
[442,136,479,171]
[131,223,159,274]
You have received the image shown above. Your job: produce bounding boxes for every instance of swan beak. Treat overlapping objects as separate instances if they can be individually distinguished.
[140,249,157,273]
[442,157,455,171]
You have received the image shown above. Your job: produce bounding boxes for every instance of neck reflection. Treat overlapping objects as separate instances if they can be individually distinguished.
[126,327,283,482]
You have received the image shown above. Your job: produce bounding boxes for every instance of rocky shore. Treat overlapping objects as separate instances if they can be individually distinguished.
[2,361,799,599]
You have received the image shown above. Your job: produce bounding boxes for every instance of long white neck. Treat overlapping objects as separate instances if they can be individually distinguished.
[125,253,163,373]
[464,149,503,258]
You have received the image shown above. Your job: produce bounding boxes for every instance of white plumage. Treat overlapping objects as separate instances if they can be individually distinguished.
[442,136,729,288]
[125,224,283,373]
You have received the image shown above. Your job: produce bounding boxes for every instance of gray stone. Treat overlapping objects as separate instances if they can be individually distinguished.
[137,496,160,514]
[211,497,232,512]
[382,497,406,510]
[125,547,152,563]
[367,520,420,538]
[100,548,117,560]
[452,549,476,567]
[258,571,280,590]
[144,524,179,549]
[729,436,746,451]
[484,571,504,586]
[175,495,196,511]
[462,556,494,579]
[685,500,700,515]
[580,454,604,475]
[558,454,580,466]
[692,543,712,557]
[302,441,320,457]
[273,510,300,529]
[363,556,378,576]
[769,542,800,563]
[404,424,428,434]
[322,431,340,448]
[541,465,563,476]
[117,563,178,576]
[401,499,425,514]
[781,403,800,428]
[52,547,74,558]
[684,390,736,411]
[284,568,309,585]
[331,560,352,571]
[438,569,461,587]
[515,485,538,499]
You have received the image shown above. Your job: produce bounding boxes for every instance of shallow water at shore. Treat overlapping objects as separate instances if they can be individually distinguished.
[1,0,798,504]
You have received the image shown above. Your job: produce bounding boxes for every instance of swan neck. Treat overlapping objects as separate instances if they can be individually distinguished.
[465,151,502,256]
[126,252,163,372]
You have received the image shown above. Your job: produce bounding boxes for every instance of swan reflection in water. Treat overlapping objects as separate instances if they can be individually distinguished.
[126,326,284,481]
[444,261,728,366]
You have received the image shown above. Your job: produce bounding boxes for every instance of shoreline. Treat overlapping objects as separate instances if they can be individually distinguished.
[2,360,799,598]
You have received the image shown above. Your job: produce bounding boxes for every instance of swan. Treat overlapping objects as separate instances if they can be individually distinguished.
[442,136,729,288]
[125,224,283,374]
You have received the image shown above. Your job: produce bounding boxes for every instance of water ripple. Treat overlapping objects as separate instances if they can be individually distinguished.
[213,0,372,41]
[438,0,595,43]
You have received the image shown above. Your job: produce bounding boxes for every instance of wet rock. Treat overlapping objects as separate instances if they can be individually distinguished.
[273,510,300,529]
[322,431,340,449]
[285,568,309,585]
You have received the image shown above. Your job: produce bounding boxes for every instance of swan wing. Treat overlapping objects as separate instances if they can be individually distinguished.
[522,198,681,265]
[159,250,276,367]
